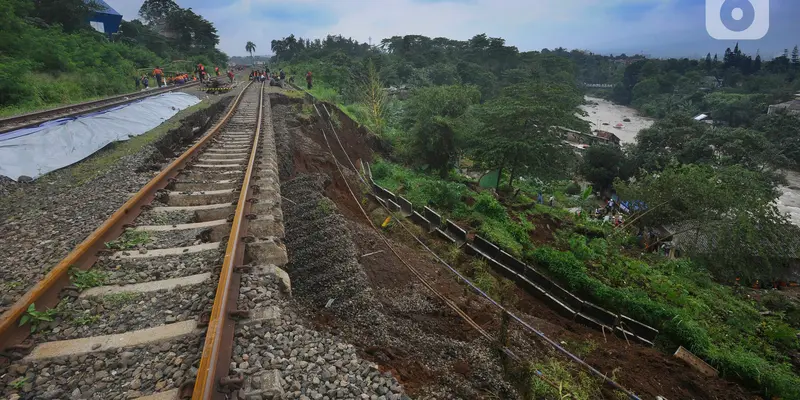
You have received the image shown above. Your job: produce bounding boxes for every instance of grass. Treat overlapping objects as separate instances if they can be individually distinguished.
[372,158,536,258]
[0,72,132,119]
[102,292,138,307]
[69,268,107,291]
[73,313,101,326]
[308,85,341,104]
[104,230,150,250]
[2,280,22,291]
[529,358,606,400]
[530,232,800,399]
[371,158,800,398]
[10,376,28,389]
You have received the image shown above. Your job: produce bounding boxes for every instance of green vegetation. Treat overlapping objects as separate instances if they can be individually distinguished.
[268,30,800,398]
[105,230,151,250]
[529,358,605,400]
[10,376,28,389]
[531,238,800,399]
[73,312,101,326]
[102,292,137,307]
[69,268,107,290]
[0,0,226,114]
[19,303,56,333]
[400,85,480,176]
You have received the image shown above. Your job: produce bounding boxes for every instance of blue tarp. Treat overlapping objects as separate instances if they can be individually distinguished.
[0,92,201,180]
[88,0,122,34]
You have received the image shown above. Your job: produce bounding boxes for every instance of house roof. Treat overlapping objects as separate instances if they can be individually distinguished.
[91,0,121,16]
[693,113,709,121]
[773,100,800,111]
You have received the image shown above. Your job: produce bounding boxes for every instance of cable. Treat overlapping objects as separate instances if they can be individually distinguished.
[310,101,641,400]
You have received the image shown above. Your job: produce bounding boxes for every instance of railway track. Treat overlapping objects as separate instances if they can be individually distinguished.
[0,82,201,135]
[0,81,288,400]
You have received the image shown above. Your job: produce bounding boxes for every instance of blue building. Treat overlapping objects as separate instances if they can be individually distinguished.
[88,0,123,35]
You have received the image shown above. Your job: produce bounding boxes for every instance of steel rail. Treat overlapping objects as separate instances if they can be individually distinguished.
[191,83,264,400]
[0,81,201,134]
[0,81,253,352]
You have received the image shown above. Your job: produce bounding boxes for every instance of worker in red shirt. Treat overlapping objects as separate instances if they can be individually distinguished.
[227,70,234,83]
[306,71,312,90]
[152,66,163,88]
[196,63,206,82]
[215,66,220,76]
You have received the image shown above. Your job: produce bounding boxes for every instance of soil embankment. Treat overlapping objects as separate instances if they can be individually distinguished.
[272,94,757,400]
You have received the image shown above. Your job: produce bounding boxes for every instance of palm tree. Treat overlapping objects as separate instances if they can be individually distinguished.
[245,41,256,66]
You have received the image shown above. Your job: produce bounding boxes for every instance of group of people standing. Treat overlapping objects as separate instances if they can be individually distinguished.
[250,68,288,84]
[133,63,235,91]
[246,68,313,90]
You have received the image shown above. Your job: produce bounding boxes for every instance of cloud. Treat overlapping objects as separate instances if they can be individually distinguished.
[105,0,798,58]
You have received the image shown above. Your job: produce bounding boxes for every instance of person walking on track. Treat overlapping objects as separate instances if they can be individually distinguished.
[152,66,163,88]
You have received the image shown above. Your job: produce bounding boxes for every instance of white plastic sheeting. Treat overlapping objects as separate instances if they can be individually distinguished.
[0,92,201,181]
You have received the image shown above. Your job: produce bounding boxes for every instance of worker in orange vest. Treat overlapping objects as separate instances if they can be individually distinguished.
[196,63,206,82]
[152,66,164,88]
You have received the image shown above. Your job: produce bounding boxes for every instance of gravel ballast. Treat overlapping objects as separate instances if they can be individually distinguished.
[32,281,215,342]
[96,248,223,285]
[0,95,235,314]
[1,333,204,400]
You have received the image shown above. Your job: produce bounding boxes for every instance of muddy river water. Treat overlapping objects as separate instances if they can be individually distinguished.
[580,96,800,226]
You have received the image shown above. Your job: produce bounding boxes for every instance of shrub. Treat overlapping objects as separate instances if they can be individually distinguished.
[472,191,507,221]
[565,181,581,195]
[530,244,800,399]
[418,179,466,210]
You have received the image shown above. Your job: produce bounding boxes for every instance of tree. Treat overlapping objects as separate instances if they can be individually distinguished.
[138,0,179,29]
[631,113,711,172]
[31,0,101,32]
[579,145,631,191]
[468,82,587,187]
[615,164,789,280]
[754,112,800,168]
[246,41,256,66]
[792,45,800,67]
[400,85,480,177]
[355,59,388,135]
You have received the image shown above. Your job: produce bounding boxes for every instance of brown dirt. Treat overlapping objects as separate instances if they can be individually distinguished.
[275,93,761,400]
[526,213,562,246]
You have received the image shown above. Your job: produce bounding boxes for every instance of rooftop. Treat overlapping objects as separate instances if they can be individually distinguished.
[772,99,800,111]
[90,0,121,16]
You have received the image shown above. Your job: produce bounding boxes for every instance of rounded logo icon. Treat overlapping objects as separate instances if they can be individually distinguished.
[719,0,756,32]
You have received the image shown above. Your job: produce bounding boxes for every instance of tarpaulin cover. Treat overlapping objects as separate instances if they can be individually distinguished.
[0,92,201,181]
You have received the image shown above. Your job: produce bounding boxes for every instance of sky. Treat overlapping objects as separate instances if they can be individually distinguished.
[106,0,799,59]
